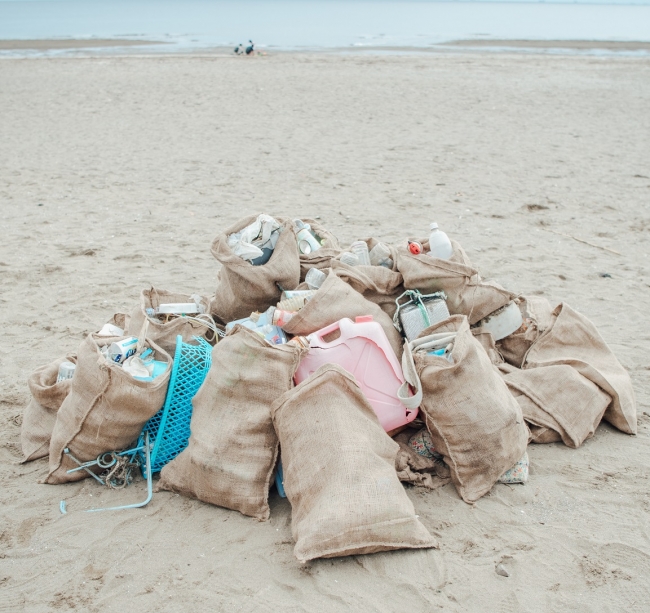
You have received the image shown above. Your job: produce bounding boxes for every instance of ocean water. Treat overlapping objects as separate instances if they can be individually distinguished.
[1,0,650,55]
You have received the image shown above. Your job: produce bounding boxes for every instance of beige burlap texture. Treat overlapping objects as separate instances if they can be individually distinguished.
[521,303,636,435]
[271,364,437,562]
[399,316,529,503]
[330,238,404,318]
[21,355,76,462]
[471,327,505,366]
[500,362,610,448]
[127,287,214,355]
[158,325,307,521]
[297,218,342,281]
[45,334,171,484]
[496,296,554,368]
[393,428,451,490]
[281,271,404,359]
[210,215,301,323]
[395,238,515,325]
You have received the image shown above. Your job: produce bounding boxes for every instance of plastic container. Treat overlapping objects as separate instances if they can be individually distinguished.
[369,242,394,269]
[408,240,423,255]
[157,303,200,315]
[271,308,296,327]
[305,268,326,290]
[225,317,287,345]
[293,220,322,254]
[281,290,317,301]
[428,223,453,260]
[277,293,315,312]
[56,360,76,383]
[138,335,212,474]
[339,251,360,266]
[294,316,418,432]
[349,241,371,266]
[107,337,139,364]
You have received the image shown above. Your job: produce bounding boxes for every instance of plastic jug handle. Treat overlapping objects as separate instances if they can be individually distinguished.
[314,320,343,343]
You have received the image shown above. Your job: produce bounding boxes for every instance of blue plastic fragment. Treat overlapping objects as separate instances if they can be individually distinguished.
[275,460,286,498]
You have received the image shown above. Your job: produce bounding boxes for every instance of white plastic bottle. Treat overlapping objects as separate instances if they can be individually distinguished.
[305,267,327,290]
[349,241,371,266]
[339,251,360,266]
[368,242,394,269]
[428,223,453,260]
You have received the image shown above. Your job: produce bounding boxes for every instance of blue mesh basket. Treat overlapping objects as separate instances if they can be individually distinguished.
[138,335,212,475]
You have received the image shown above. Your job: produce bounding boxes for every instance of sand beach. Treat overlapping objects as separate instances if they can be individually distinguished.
[1,48,649,611]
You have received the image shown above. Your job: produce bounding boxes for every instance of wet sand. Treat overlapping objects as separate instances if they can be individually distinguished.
[445,39,650,51]
[0,39,167,51]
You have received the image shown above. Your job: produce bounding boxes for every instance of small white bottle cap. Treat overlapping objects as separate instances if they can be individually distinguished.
[430,222,439,230]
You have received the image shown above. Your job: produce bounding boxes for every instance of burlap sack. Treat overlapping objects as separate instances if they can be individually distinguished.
[330,239,404,318]
[45,335,171,484]
[471,327,504,366]
[158,325,307,521]
[394,428,451,490]
[395,238,515,325]
[21,355,76,463]
[102,312,130,333]
[281,271,404,359]
[210,214,301,323]
[127,287,214,355]
[496,296,554,368]
[297,218,342,281]
[399,315,529,503]
[271,364,437,562]
[527,423,563,444]
[522,303,636,435]
[500,363,610,448]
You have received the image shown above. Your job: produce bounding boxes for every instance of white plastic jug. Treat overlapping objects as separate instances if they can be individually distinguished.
[294,316,418,433]
[428,222,452,260]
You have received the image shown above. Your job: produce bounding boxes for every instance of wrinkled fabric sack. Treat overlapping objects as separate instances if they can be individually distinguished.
[399,315,529,503]
[331,239,404,318]
[210,214,301,323]
[21,355,76,462]
[394,428,451,490]
[158,326,307,520]
[395,238,515,325]
[297,218,342,281]
[45,335,171,484]
[521,303,636,435]
[496,296,554,368]
[281,271,404,359]
[127,287,214,355]
[271,364,437,562]
[471,327,504,366]
[95,312,131,335]
[500,363,610,448]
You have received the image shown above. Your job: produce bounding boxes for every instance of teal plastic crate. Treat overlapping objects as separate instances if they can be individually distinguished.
[139,335,212,475]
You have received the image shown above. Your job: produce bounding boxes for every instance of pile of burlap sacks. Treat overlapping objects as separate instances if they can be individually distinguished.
[21,214,636,562]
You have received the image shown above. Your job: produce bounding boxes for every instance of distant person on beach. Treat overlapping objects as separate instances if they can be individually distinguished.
[234,40,255,56]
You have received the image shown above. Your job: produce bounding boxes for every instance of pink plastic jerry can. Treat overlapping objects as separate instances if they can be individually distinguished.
[294,316,418,433]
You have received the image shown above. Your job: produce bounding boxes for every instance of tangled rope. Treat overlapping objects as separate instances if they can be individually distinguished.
[101,454,140,489]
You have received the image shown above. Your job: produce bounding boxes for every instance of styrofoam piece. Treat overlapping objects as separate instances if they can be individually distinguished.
[477,301,523,341]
